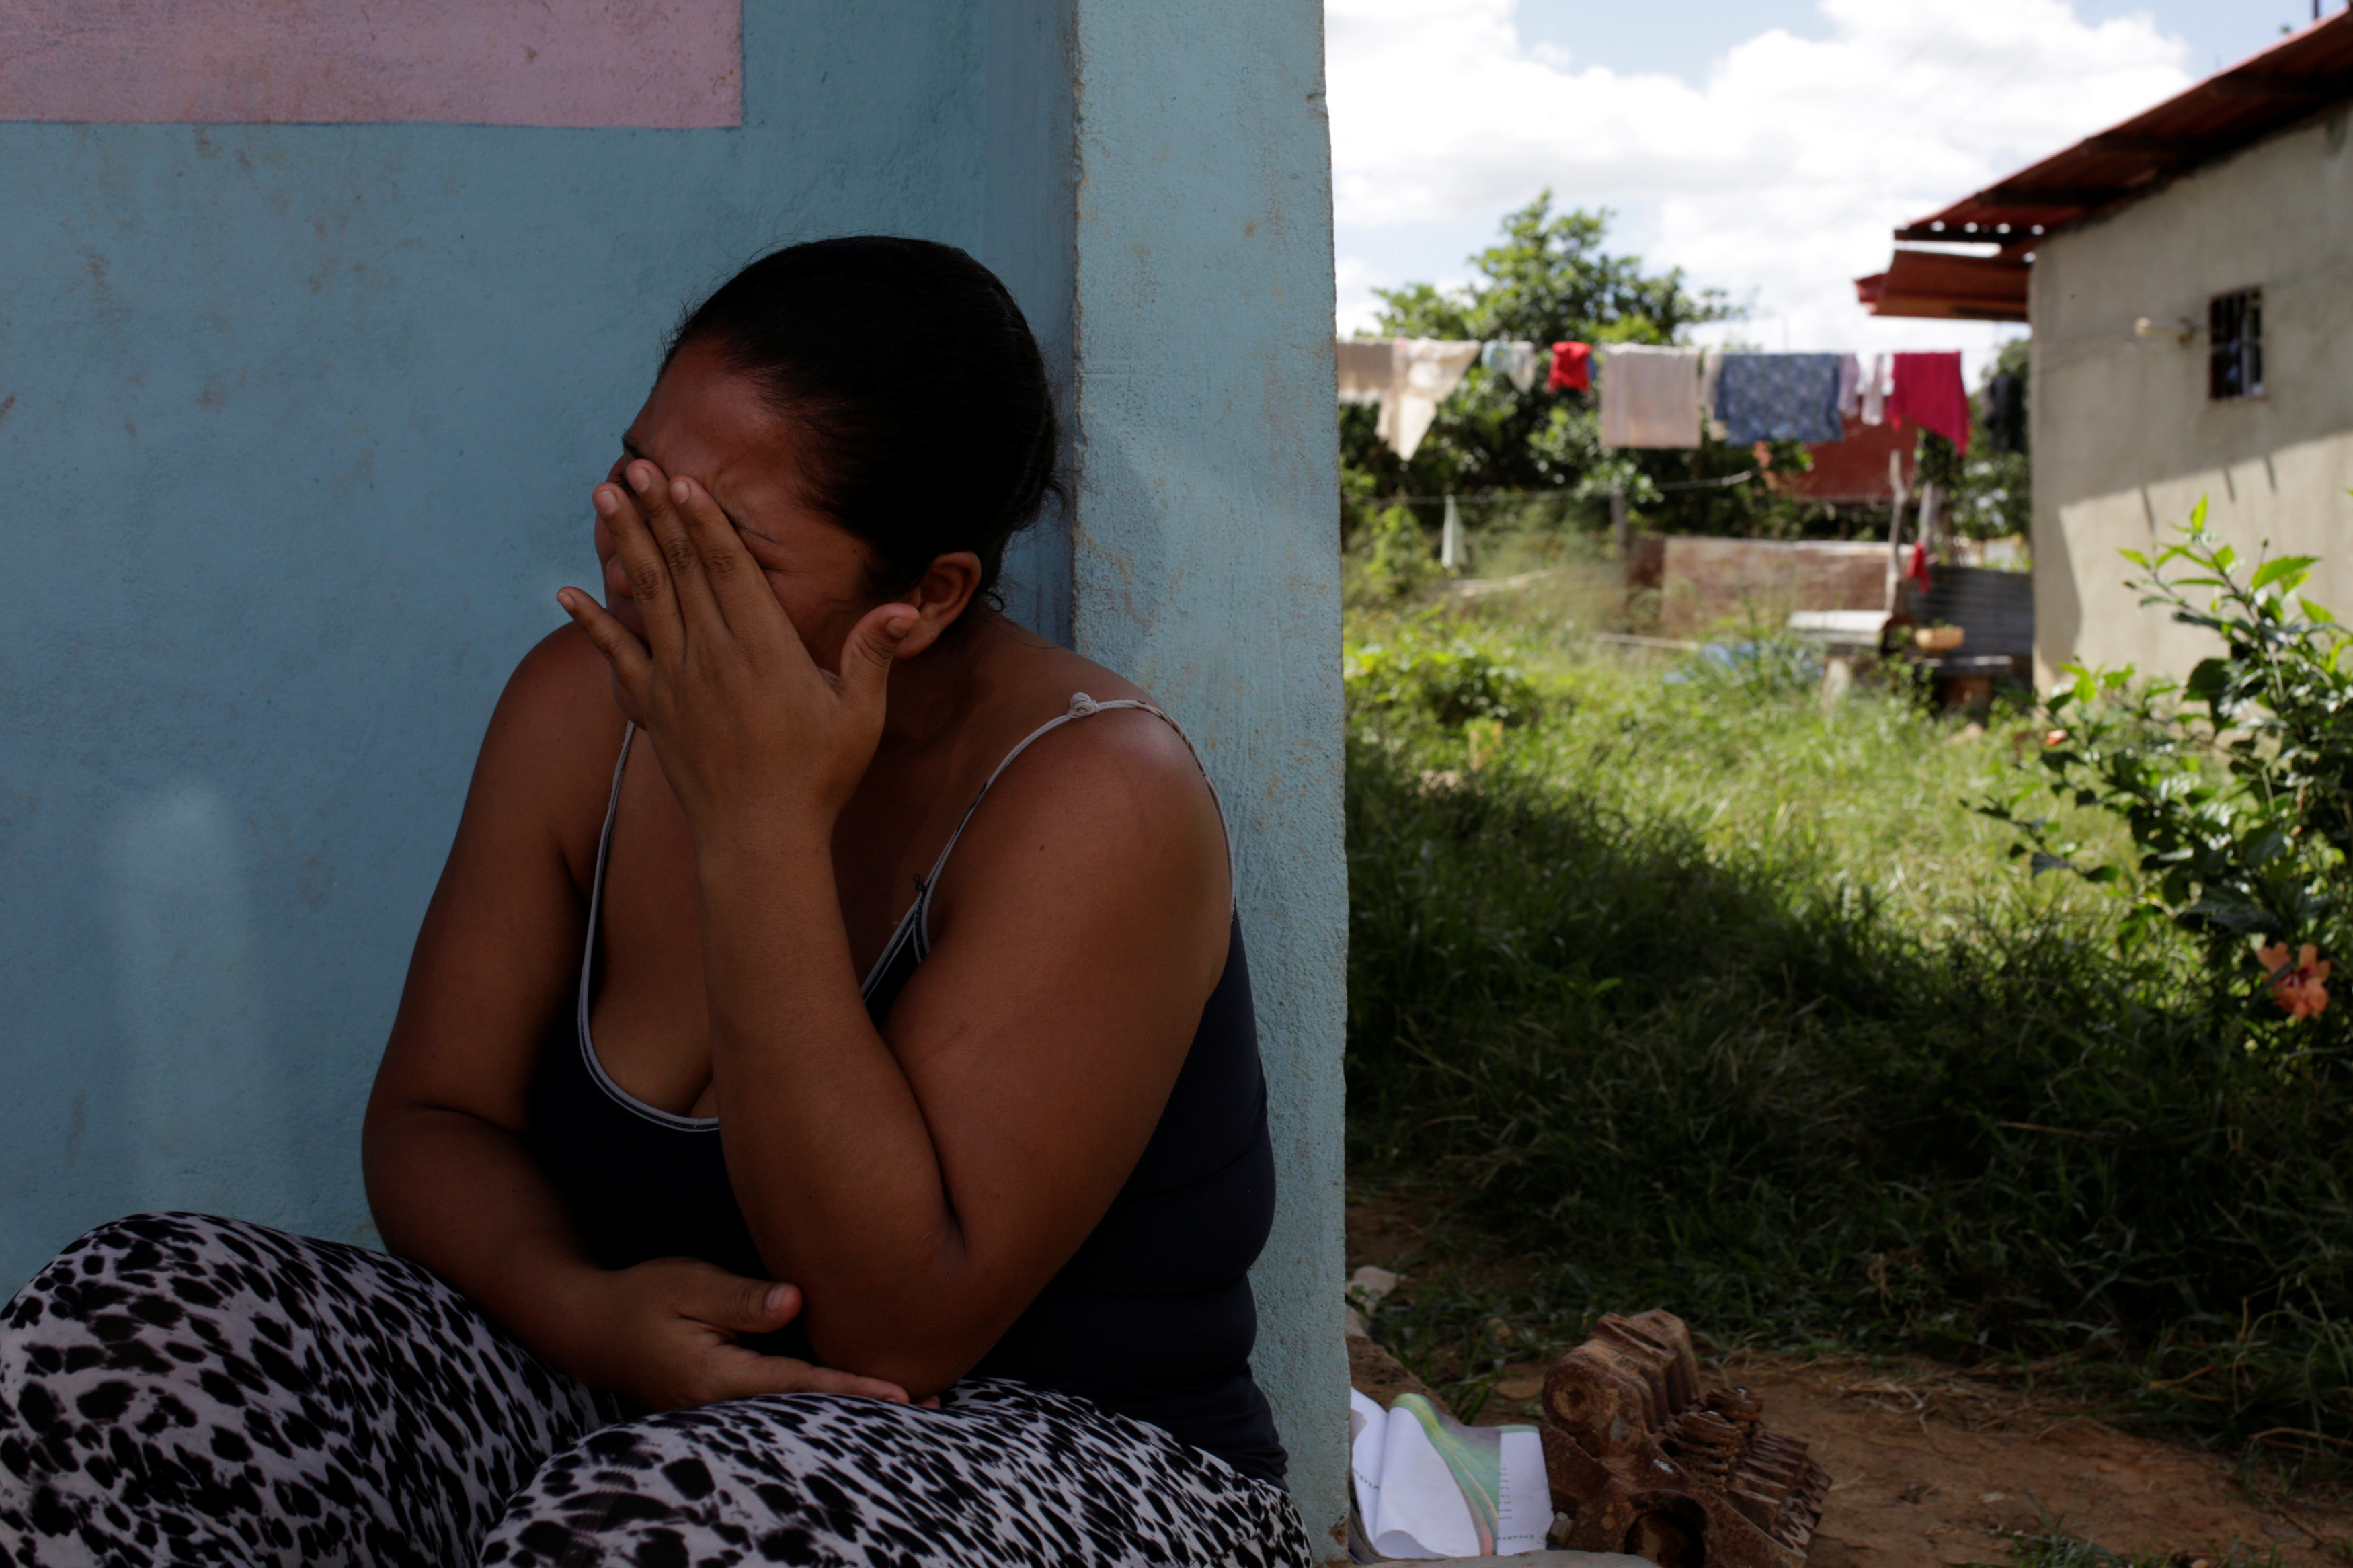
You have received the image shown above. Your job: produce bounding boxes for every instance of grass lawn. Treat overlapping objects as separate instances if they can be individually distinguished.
[1342,579,2353,1478]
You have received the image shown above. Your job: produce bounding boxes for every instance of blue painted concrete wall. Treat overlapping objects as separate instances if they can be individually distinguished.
[0,0,1339,1533]
[0,0,998,1269]
[1066,1,1347,1547]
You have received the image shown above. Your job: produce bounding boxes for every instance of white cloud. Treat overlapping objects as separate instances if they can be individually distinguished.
[1328,0,2192,363]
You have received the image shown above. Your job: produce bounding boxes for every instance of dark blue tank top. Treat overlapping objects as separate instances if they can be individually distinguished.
[526,699,1285,1485]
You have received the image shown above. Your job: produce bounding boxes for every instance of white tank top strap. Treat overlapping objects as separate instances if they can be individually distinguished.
[575,722,724,1130]
[590,700,1233,1005]
[905,690,1232,957]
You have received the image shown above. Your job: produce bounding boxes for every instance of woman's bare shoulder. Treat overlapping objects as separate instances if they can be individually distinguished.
[908,622,1231,1030]
[952,625,1226,876]
[461,623,631,879]
[973,615,1155,712]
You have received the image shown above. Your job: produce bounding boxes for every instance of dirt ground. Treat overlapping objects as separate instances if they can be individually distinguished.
[1347,1200,2353,1567]
[1696,1354,2348,1567]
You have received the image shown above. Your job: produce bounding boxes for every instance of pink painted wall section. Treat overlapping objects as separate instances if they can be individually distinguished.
[0,1,741,126]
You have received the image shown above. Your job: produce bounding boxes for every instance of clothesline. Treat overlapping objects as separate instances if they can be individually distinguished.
[1368,470,1761,505]
[1338,337,1991,464]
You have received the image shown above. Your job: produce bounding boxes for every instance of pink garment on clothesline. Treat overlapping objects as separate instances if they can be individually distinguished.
[1887,352,1970,454]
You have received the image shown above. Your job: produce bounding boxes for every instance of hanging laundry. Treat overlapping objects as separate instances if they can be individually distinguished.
[1713,353,1843,444]
[1983,370,2026,454]
[1375,339,1480,460]
[1859,354,1889,426]
[1698,349,1727,440]
[1482,339,1542,393]
[1835,354,1863,420]
[1548,341,1591,393]
[1336,339,1393,406]
[1908,538,1932,593]
[1597,344,1702,448]
[1888,350,1970,453]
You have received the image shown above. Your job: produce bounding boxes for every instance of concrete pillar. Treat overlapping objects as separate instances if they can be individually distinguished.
[1066,0,1348,1544]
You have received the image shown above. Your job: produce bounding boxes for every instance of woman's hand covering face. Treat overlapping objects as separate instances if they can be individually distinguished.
[559,458,920,840]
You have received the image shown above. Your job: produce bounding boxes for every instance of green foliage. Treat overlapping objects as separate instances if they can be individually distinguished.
[1940,335,2033,544]
[1342,194,1901,544]
[1344,619,1540,729]
[1983,505,2353,1053]
[1669,634,1825,704]
[1351,505,1443,603]
[1347,609,2353,1457]
[1353,1270,1551,1423]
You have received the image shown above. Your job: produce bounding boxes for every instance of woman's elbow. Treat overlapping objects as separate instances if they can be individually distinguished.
[805,1319,988,1403]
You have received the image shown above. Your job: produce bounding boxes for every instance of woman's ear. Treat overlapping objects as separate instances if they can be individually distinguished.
[890,551,984,661]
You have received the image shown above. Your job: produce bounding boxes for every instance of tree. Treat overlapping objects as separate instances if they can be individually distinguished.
[1343,194,1817,538]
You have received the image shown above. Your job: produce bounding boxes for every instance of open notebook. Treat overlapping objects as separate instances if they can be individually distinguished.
[1347,1389,1550,1560]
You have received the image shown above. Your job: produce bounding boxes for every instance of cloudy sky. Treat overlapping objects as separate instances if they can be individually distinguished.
[1327,0,2331,370]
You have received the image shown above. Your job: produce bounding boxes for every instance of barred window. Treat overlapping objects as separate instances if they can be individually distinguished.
[2209,288,2263,401]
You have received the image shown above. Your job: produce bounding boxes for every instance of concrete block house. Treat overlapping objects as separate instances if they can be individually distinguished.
[1864,13,2353,686]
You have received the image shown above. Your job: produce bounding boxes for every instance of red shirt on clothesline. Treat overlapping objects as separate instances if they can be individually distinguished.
[1548,341,1591,393]
[1887,351,1969,454]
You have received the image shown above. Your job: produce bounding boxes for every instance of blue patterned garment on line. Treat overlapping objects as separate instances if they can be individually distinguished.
[1713,352,1844,444]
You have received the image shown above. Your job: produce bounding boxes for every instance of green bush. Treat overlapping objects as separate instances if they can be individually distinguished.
[1356,504,1443,602]
[1345,621,1540,729]
[1345,614,2353,1456]
[1984,504,2353,1060]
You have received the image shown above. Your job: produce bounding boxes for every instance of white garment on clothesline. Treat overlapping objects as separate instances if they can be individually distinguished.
[1836,354,1863,421]
[1860,353,1889,426]
[1481,339,1540,393]
[1336,339,1392,406]
[1376,339,1480,460]
[1334,337,1481,458]
[1599,345,1704,449]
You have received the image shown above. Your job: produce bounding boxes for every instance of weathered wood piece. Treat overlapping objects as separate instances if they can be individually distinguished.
[1538,1312,1830,1568]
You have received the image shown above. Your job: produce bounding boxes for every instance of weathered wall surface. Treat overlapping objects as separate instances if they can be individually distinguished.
[1638,537,1893,636]
[0,0,1343,1522]
[2032,106,2353,685]
[1066,0,1347,1545]
[0,1,1004,1270]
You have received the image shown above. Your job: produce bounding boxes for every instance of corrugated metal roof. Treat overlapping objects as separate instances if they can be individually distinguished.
[1893,11,2353,248]
[1855,249,2029,321]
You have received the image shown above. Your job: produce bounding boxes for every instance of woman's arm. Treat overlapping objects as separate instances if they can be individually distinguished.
[362,627,910,1409]
[362,629,613,1337]
[697,712,1227,1394]
[564,464,1232,1396]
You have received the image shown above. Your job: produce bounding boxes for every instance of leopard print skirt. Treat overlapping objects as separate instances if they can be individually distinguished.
[0,1214,1312,1568]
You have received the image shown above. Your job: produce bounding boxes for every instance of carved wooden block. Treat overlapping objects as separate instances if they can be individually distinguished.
[1538,1311,1829,1568]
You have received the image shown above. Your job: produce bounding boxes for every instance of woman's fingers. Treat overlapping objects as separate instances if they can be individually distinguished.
[625,460,724,630]
[557,587,652,700]
[666,474,778,638]
[834,600,922,715]
[689,1270,803,1337]
[705,1348,914,1405]
[594,480,686,657]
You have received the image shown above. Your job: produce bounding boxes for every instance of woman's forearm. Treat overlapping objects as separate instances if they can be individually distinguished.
[692,824,985,1387]
[362,1106,615,1377]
